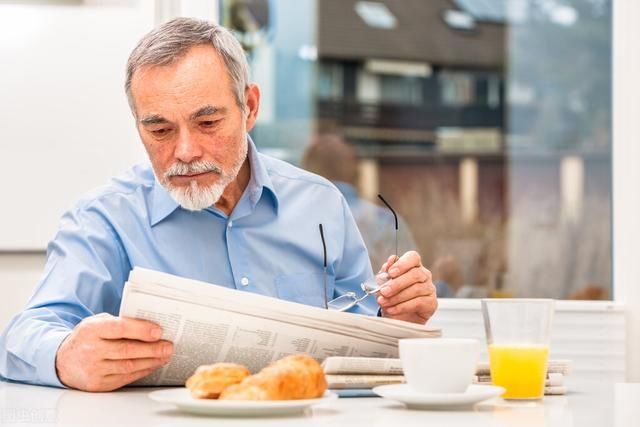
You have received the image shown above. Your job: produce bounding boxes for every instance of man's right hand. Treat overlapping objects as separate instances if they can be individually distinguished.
[55,313,173,392]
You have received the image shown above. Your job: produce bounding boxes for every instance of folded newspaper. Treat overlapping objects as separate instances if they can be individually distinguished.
[322,356,571,395]
[119,267,441,386]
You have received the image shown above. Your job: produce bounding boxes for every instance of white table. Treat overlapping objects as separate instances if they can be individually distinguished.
[0,380,637,427]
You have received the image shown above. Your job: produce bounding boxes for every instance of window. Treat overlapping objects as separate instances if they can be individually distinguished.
[317,62,343,101]
[439,72,476,107]
[356,69,423,106]
[220,0,612,300]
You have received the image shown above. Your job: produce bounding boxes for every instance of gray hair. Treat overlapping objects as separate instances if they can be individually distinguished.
[125,17,250,115]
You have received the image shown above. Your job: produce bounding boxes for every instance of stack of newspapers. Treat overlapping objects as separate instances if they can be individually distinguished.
[322,356,405,390]
[119,267,441,386]
[474,360,572,395]
[322,357,572,396]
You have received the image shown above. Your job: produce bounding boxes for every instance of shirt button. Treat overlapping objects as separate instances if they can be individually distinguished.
[240,277,250,286]
[227,220,233,228]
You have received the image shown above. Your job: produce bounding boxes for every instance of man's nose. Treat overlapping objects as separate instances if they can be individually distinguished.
[173,129,203,163]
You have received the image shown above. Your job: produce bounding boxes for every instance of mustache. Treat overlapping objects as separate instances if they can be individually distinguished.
[164,160,223,178]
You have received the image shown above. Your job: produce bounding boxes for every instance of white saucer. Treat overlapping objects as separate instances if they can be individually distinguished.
[148,388,338,417]
[373,384,505,410]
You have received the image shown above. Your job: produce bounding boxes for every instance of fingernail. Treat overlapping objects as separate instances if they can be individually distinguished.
[381,287,392,297]
[377,296,384,305]
[152,328,163,339]
[389,267,399,277]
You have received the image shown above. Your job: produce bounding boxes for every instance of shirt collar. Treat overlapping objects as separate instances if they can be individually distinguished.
[245,135,278,214]
[149,135,278,227]
[149,174,179,227]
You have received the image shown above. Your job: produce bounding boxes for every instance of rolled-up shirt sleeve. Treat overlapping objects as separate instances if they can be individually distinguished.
[0,205,130,387]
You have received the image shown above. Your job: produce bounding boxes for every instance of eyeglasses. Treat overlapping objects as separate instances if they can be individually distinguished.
[320,194,399,312]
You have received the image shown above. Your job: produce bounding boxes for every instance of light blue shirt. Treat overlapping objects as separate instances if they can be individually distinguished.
[0,138,375,388]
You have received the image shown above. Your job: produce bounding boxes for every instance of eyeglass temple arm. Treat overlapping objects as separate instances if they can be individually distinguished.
[377,194,399,259]
[319,224,328,309]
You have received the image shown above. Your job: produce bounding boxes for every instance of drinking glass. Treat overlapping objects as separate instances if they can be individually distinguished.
[481,299,555,399]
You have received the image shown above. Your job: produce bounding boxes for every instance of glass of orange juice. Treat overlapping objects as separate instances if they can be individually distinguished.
[481,299,555,400]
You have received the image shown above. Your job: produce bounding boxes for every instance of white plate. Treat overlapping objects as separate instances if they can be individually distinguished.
[373,384,505,410]
[148,388,338,417]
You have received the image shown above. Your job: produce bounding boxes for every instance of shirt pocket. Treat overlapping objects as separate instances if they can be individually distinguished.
[274,272,334,308]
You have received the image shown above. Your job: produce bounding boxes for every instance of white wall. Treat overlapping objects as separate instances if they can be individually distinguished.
[0,1,156,250]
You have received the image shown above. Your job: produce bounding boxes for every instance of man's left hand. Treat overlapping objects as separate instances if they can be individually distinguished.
[376,251,437,324]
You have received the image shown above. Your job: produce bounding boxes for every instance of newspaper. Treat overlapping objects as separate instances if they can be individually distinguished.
[474,372,565,387]
[322,356,404,375]
[475,360,572,376]
[324,357,571,377]
[326,374,405,389]
[118,267,441,386]
[322,356,570,395]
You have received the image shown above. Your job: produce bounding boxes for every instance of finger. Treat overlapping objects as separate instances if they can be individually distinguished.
[101,339,173,360]
[379,266,430,298]
[378,263,387,274]
[387,251,422,279]
[382,311,428,325]
[100,367,158,391]
[383,294,437,319]
[378,254,397,274]
[96,316,164,342]
[378,280,435,308]
[100,357,170,375]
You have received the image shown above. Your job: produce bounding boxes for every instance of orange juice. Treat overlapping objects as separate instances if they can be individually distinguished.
[488,344,549,399]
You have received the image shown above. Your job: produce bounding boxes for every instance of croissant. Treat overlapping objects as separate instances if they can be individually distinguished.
[219,354,327,400]
[185,362,251,399]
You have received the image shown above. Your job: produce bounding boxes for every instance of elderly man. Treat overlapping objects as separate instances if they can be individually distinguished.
[0,18,437,392]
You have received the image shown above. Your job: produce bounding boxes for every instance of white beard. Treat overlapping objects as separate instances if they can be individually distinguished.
[160,141,248,211]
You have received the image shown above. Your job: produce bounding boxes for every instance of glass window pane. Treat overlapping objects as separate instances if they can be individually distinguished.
[220,0,612,300]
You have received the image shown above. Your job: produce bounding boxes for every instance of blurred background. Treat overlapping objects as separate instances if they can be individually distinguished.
[221,0,612,301]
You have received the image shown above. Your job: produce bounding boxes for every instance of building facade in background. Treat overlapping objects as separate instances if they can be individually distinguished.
[221,0,612,300]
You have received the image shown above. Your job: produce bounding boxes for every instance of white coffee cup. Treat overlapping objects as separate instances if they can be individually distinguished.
[399,338,479,394]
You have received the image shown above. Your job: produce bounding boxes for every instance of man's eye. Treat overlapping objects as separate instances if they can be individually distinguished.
[200,120,219,127]
[151,128,171,136]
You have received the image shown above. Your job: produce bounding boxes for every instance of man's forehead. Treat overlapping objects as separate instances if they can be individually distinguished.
[130,46,234,119]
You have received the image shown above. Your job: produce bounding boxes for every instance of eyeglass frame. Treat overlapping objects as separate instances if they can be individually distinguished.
[319,194,399,311]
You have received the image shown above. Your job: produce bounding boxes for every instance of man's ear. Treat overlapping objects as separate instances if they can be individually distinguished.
[244,84,261,132]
